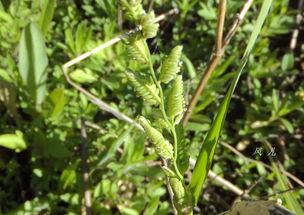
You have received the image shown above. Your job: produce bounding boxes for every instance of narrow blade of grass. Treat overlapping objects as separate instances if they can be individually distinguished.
[267,144,304,214]
[189,0,274,205]
[96,122,136,167]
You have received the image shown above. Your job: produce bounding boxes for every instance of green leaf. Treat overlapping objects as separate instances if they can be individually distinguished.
[169,178,186,206]
[281,53,294,71]
[183,55,196,79]
[49,88,65,119]
[189,0,274,205]
[144,196,160,215]
[279,118,294,134]
[126,39,150,64]
[176,124,189,174]
[141,12,159,39]
[69,68,97,83]
[269,153,304,215]
[124,70,161,105]
[75,21,92,54]
[0,77,17,116]
[18,22,49,108]
[97,123,136,167]
[139,116,173,160]
[118,207,139,215]
[159,46,183,83]
[0,131,27,152]
[39,0,56,37]
[166,75,185,122]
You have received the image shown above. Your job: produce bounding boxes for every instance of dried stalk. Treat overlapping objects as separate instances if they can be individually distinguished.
[290,0,304,50]
[81,118,92,215]
[183,0,254,126]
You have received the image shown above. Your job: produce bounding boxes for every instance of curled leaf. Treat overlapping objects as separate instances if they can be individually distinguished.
[166,75,185,122]
[139,116,173,159]
[169,178,186,205]
[124,71,160,105]
[126,39,149,64]
[119,0,143,22]
[159,46,183,83]
[141,12,159,39]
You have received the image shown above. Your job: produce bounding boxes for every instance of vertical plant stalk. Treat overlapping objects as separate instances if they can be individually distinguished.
[215,0,227,56]
[183,0,253,126]
[146,46,184,181]
[80,118,92,215]
[290,0,304,50]
[162,159,179,215]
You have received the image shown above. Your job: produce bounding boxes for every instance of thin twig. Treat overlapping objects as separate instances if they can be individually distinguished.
[223,0,254,47]
[148,0,155,13]
[239,174,267,200]
[81,118,92,215]
[290,0,304,50]
[62,67,144,131]
[182,0,254,126]
[84,121,107,134]
[260,186,304,200]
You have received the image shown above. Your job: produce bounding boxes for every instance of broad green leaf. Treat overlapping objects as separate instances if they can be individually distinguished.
[0,131,27,151]
[189,0,274,205]
[69,68,97,83]
[39,0,56,37]
[19,22,49,108]
[49,88,65,118]
[118,207,139,215]
[281,53,294,71]
[279,118,294,134]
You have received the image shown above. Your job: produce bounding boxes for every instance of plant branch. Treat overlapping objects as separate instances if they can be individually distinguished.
[183,0,254,126]
[80,118,92,215]
[62,67,144,131]
[215,0,227,56]
[162,159,178,215]
[147,50,183,181]
[290,0,304,50]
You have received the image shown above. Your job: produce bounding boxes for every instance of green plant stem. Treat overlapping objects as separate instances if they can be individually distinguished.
[170,124,184,181]
[144,42,183,181]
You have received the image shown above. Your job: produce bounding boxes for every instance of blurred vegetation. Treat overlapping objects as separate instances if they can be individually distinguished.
[0,0,303,214]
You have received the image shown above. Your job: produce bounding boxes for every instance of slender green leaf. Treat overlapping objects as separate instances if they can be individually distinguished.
[19,22,49,108]
[189,0,274,205]
[97,122,136,167]
[269,153,304,214]
[39,0,56,37]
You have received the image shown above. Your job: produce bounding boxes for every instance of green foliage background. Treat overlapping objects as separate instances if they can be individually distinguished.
[0,0,303,214]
